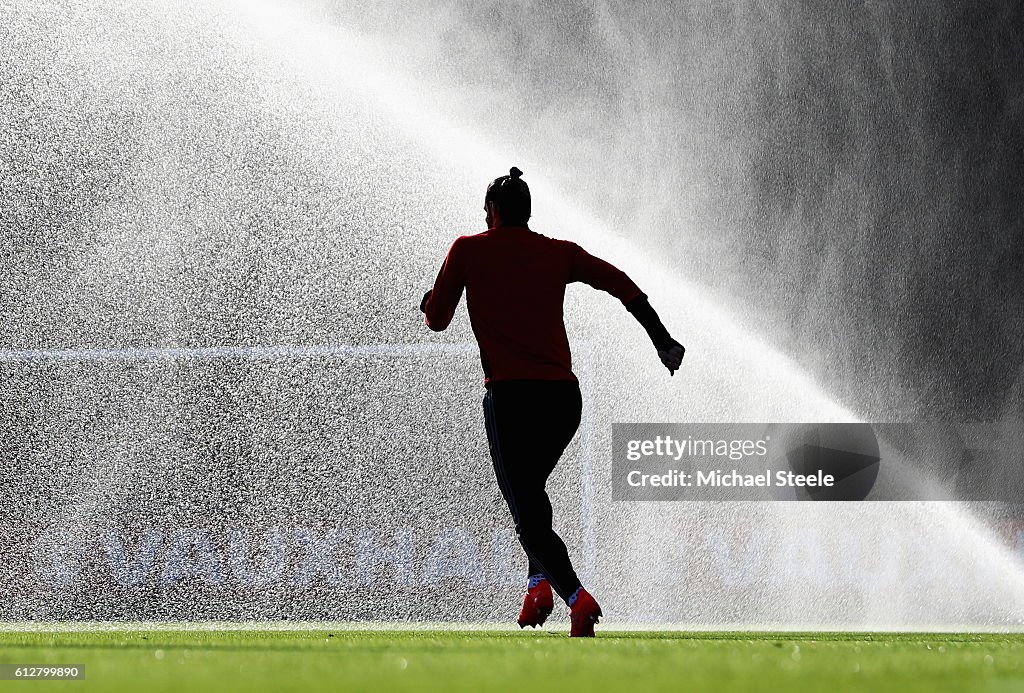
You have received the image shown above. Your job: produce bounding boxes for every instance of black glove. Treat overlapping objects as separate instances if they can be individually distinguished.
[658,339,685,376]
[419,289,432,313]
[626,295,685,375]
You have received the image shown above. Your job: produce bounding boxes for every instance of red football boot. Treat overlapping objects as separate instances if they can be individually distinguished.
[569,588,602,637]
[517,578,554,628]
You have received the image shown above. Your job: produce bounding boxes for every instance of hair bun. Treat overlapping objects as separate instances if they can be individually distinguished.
[509,167,523,179]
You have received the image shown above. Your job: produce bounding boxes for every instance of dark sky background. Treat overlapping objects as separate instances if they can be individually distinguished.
[301,0,1024,421]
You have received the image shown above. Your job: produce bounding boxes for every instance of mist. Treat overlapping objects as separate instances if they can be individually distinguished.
[293,0,1024,420]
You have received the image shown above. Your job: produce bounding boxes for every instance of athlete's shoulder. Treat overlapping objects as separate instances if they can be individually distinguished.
[449,231,488,250]
[455,229,495,242]
[534,231,581,256]
[523,228,573,246]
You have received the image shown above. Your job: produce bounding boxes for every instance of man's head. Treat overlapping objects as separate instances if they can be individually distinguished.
[485,167,531,228]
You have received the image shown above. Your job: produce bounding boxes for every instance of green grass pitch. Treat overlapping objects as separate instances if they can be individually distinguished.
[1,628,1022,692]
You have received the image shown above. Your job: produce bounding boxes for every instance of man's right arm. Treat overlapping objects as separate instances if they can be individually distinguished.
[568,242,685,375]
[625,295,685,375]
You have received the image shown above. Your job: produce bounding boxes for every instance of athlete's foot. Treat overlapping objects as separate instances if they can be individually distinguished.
[569,588,602,637]
[517,578,554,628]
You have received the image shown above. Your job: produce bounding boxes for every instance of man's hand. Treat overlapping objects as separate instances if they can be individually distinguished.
[625,296,684,375]
[658,339,685,376]
[419,289,432,314]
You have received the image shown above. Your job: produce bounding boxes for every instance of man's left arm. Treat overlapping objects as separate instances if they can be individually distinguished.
[421,238,466,332]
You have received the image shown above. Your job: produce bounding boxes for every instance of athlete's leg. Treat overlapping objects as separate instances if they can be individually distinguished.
[483,380,583,604]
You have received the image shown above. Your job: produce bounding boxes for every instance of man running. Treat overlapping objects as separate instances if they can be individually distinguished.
[420,167,684,637]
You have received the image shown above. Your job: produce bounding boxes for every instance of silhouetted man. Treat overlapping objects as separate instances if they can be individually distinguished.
[421,167,684,637]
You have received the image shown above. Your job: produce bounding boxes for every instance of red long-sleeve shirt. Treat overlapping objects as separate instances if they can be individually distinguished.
[424,225,644,384]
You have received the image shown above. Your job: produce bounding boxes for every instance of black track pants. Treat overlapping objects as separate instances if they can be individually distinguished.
[482,379,583,603]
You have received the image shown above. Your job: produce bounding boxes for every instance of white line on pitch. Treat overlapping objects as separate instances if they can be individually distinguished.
[0,344,477,362]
